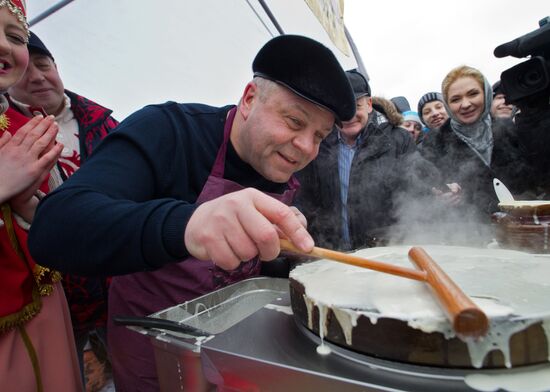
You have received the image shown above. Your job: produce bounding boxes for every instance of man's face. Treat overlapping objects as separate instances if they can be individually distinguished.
[421,100,448,130]
[491,93,514,119]
[340,96,372,144]
[233,80,334,183]
[8,52,65,116]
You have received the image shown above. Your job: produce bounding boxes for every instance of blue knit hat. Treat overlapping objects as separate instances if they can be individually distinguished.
[402,111,422,124]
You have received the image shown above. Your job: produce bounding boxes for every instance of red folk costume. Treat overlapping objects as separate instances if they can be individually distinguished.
[0,1,82,391]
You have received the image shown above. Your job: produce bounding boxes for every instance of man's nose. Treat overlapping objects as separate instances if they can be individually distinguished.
[28,67,45,83]
[293,133,315,157]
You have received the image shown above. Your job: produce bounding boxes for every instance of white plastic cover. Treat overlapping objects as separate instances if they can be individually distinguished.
[29,0,358,121]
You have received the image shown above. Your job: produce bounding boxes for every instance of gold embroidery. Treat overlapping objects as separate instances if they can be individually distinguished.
[18,324,44,392]
[34,265,62,296]
[0,287,41,334]
[0,113,9,132]
[0,0,29,39]
[0,203,60,333]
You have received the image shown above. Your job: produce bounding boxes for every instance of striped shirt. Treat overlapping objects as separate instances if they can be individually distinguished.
[337,130,365,250]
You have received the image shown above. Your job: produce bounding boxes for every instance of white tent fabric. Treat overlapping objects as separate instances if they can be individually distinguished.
[28,0,359,121]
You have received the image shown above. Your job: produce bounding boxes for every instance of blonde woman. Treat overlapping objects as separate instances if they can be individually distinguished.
[420,65,521,227]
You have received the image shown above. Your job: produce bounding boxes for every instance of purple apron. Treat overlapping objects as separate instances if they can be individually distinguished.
[108,108,299,391]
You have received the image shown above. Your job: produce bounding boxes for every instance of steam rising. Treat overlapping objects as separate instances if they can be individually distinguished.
[388,151,497,247]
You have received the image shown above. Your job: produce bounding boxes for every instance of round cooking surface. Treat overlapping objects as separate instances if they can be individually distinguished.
[289,245,550,369]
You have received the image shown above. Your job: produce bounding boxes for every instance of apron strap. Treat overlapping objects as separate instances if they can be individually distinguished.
[210,107,237,178]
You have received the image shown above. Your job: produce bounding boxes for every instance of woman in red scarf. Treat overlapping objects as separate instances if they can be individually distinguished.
[0,1,83,390]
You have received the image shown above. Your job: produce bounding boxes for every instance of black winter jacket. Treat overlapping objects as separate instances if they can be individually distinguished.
[419,118,523,219]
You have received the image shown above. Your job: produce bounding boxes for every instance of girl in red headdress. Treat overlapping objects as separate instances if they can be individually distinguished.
[0,1,83,390]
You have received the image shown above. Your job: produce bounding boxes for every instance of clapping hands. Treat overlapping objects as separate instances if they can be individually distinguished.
[0,115,63,221]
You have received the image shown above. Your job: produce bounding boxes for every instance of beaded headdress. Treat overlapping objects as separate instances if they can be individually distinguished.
[0,0,29,40]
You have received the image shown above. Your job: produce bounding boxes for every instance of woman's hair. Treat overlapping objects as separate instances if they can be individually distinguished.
[441,65,484,102]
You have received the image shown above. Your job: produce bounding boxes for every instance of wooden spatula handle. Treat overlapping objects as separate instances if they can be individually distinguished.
[408,247,489,338]
[280,239,427,281]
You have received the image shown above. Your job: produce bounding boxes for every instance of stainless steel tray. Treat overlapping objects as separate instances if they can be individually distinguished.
[130,277,288,345]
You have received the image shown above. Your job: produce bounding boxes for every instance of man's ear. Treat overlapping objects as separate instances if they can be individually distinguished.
[366,97,373,114]
[239,81,258,120]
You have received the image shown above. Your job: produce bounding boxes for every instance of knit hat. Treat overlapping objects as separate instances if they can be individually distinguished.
[253,35,356,124]
[0,0,28,37]
[402,110,422,125]
[345,69,371,99]
[492,80,503,97]
[27,31,54,61]
[417,92,444,118]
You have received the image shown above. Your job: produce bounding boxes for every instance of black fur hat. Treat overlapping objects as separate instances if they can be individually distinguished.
[253,35,356,124]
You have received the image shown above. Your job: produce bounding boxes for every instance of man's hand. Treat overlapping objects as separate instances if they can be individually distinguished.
[184,188,314,270]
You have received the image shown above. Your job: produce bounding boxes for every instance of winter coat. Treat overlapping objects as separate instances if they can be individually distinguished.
[419,117,523,219]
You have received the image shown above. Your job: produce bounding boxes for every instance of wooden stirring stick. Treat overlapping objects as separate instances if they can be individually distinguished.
[280,239,489,338]
[279,239,427,281]
[408,247,489,339]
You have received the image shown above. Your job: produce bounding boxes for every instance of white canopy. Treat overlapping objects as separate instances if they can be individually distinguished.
[28,0,360,121]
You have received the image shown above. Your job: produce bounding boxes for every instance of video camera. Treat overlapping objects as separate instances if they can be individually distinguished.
[494,16,550,110]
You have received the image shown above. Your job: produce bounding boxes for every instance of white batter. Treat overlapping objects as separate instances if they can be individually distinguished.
[290,245,550,368]
[465,364,550,392]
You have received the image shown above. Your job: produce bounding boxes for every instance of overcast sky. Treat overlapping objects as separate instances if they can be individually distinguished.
[26,0,548,120]
[344,0,549,112]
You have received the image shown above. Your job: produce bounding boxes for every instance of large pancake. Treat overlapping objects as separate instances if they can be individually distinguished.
[289,245,550,369]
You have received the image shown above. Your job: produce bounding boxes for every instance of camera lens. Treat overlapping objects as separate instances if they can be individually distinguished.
[502,57,549,103]
[519,69,543,89]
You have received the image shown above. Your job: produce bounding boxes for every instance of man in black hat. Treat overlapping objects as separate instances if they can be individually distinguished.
[28,34,355,391]
[9,32,118,171]
[8,31,117,388]
[296,69,435,251]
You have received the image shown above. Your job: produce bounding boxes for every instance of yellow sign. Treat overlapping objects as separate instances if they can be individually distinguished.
[304,0,350,56]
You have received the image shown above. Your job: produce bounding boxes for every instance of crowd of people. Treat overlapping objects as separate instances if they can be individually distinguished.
[1,1,549,391]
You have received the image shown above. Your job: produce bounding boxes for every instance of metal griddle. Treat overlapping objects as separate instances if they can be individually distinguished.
[127,277,550,391]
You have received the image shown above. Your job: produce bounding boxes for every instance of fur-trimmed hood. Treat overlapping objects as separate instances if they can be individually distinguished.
[372,96,403,127]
